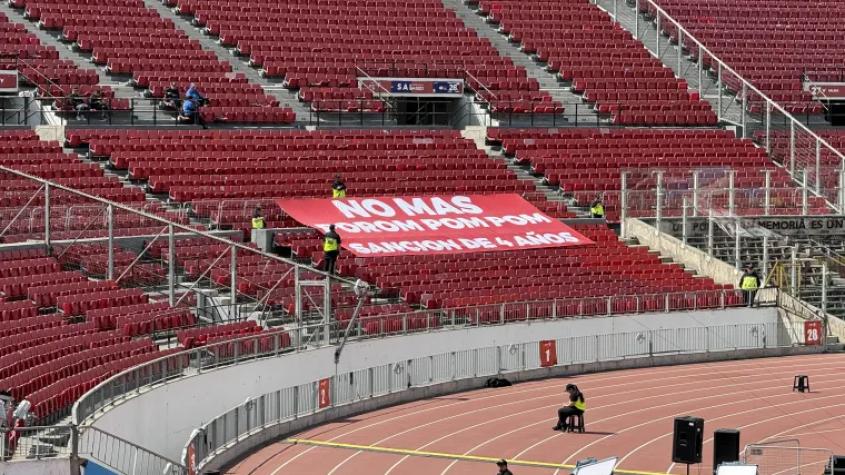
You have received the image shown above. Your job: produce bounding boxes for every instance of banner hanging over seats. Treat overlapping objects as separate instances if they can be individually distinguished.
[277,194,593,257]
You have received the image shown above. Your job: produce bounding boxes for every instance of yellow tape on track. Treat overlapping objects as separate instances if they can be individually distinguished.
[285,438,671,475]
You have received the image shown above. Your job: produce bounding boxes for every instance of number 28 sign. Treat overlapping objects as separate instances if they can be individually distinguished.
[540,340,558,367]
[804,321,823,346]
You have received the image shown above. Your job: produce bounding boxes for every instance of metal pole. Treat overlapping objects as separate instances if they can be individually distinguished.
[697,48,703,97]
[740,83,747,137]
[692,171,699,217]
[790,246,797,293]
[294,266,302,334]
[717,63,723,121]
[323,276,332,346]
[613,0,618,20]
[802,170,809,216]
[620,172,628,238]
[655,171,663,235]
[655,13,661,58]
[107,204,114,280]
[682,196,688,246]
[44,182,51,250]
[168,224,175,306]
[707,209,714,257]
[765,102,772,154]
[815,139,822,195]
[821,262,828,315]
[734,216,741,269]
[789,121,796,175]
[677,30,683,76]
[764,170,771,214]
[230,245,237,320]
[634,0,639,39]
[728,170,735,216]
[840,158,845,213]
[762,235,769,278]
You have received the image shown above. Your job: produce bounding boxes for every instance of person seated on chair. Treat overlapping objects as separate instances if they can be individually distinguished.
[179,98,207,129]
[68,87,88,120]
[553,383,586,431]
[163,82,181,110]
[331,174,347,199]
[185,82,207,106]
[88,90,109,120]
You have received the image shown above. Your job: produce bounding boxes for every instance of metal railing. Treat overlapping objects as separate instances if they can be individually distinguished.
[600,0,845,208]
[72,287,777,427]
[185,320,789,473]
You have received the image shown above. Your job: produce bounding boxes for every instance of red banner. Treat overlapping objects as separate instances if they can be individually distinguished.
[539,340,558,367]
[277,194,593,257]
[318,378,331,408]
[804,321,822,346]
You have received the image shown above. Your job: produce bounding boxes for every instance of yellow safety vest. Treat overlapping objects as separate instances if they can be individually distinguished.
[740,275,758,290]
[332,188,346,199]
[251,217,265,229]
[591,203,604,217]
[323,236,339,252]
[574,398,586,411]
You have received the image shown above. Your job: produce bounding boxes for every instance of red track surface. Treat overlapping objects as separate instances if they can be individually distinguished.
[226,354,845,475]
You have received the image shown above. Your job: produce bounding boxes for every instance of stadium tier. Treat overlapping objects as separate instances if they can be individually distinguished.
[475,0,717,125]
[169,0,562,114]
[489,128,832,220]
[11,0,295,124]
[0,130,189,243]
[650,0,843,114]
[0,12,122,108]
[68,128,574,236]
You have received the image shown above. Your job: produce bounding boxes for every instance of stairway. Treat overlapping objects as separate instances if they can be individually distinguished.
[143,0,312,122]
[591,0,751,128]
[441,0,603,126]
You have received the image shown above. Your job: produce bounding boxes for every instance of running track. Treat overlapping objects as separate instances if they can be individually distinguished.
[225,353,845,475]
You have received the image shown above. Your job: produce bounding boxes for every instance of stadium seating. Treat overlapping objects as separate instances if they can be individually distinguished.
[76,129,574,237]
[0,11,122,109]
[169,0,563,114]
[11,0,294,124]
[490,128,832,220]
[649,0,840,115]
[474,0,716,125]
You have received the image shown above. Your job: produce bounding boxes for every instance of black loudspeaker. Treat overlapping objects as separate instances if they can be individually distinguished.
[672,416,704,464]
[830,455,845,475]
[712,429,741,473]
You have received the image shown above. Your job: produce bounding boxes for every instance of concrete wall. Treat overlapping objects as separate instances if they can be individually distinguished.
[0,458,73,475]
[625,217,741,286]
[90,307,777,461]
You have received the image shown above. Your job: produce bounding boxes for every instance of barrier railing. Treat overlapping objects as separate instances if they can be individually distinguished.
[598,0,845,211]
[185,321,787,473]
[72,287,776,427]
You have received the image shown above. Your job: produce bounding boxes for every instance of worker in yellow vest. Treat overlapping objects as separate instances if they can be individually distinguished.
[323,224,341,275]
[739,264,760,308]
[590,195,605,219]
[554,383,586,431]
[251,206,265,230]
[331,175,347,199]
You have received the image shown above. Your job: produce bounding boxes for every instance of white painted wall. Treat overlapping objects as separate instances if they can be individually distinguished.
[92,307,777,460]
[0,458,72,475]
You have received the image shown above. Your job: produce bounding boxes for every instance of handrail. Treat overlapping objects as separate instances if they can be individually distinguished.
[354,66,396,111]
[0,165,360,287]
[634,0,845,164]
[464,69,498,101]
[72,287,775,427]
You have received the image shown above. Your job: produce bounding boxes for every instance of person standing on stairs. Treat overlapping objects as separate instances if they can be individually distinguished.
[322,224,341,276]
[590,194,605,219]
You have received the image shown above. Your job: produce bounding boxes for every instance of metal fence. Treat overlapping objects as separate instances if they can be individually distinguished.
[596,0,845,212]
[744,442,833,475]
[72,287,777,427]
[186,321,786,473]
[1,425,74,461]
